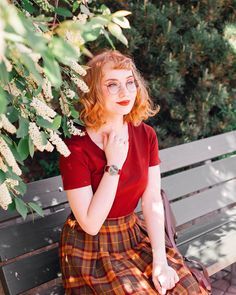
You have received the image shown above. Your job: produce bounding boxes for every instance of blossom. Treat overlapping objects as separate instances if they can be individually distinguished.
[69,61,86,76]
[0,137,22,176]
[49,131,71,157]
[59,96,71,116]
[0,114,16,134]
[67,120,86,136]
[42,77,53,101]
[71,75,89,93]
[29,122,46,152]
[0,182,12,210]
[30,97,56,122]
[65,89,76,99]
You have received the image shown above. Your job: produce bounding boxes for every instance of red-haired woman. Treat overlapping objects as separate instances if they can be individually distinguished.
[59,50,209,294]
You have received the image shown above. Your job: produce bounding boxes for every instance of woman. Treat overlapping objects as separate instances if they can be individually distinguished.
[59,50,208,294]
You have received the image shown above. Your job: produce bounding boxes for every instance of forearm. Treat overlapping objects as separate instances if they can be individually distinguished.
[142,192,168,266]
[86,171,120,234]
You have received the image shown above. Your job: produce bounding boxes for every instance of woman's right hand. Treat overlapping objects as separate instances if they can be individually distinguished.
[102,130,129,169]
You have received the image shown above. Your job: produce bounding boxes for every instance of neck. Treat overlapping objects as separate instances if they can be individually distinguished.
[98,117,126,134]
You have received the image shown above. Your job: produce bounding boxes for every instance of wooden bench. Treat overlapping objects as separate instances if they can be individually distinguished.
[1,130,236,294]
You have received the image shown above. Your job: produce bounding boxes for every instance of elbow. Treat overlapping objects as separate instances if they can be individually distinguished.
[80,222,101,236]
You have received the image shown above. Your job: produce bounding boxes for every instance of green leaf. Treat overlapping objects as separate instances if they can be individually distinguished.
[0,170,6,185]
[6,106,19,123]
[43,53,62,88]
[28,202,44,217]
[52,115,62,130]
[54,7,73,17]
[15,180,27,195]
[73,1,80,12]
[15,197,28,220]
[28,136,35,158]
[20,53,43,85]
[62,117,71,137]
[101,28,115,49]
[100,4,111,15]
[17,137,29,161]
[16,117,29,138]
[112,10,132,17]
[21,0,37,14]
[0,87,7,114]
[0,62,9,85]
[50,37,79,65]
[7,201,16,211]
[112,17,130,29]
[108,22,122,38]
[41,132,48,145]
[70,105,79,119]
[36,116,53,129]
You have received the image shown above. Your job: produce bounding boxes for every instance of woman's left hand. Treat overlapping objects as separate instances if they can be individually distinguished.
[152,263,179,295]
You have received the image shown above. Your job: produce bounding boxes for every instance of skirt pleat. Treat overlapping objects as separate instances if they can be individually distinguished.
[59,212,209,294]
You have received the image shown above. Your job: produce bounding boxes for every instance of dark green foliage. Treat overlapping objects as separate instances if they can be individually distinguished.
[94,0,236,148]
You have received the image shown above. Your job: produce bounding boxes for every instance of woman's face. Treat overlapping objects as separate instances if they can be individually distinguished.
[100,63,137,119]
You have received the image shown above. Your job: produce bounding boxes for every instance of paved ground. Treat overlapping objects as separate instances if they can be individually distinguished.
[211,265,236,295]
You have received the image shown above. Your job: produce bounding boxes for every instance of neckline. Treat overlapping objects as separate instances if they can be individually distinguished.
[85,122,131,153]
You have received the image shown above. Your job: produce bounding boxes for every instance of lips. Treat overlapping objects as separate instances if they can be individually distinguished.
[116,100,130,106]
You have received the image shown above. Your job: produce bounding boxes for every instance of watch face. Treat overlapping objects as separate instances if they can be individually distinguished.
[109,165,119,175]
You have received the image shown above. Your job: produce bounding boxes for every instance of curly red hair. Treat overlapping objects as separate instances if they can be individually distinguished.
[78,50,159,130]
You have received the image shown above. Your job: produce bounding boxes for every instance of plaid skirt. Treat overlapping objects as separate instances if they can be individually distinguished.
[59,212,209,294]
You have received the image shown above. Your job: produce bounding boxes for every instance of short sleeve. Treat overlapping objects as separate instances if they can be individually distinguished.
[59,143,91,190]
[149,127,161,166]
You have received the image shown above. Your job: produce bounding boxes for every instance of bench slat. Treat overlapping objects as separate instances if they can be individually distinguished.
[0,208,70,262]
[162,155,236,201]
[172,178,236,226]
[1,248,60,295]
[178,214,236,276]
[160,130,236,173]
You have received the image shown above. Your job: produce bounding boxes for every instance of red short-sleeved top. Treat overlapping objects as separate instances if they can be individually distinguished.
[59,122,161,218]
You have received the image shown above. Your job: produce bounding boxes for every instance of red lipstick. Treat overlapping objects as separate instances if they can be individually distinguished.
[116,100,130,106]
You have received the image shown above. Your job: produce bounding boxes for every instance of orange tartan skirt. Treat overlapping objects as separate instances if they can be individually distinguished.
[59,212,209,294]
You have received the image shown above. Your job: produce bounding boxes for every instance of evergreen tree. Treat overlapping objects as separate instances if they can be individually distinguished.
[95,0,236,147]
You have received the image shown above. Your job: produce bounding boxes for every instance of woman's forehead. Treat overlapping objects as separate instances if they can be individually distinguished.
[101,63,133,80]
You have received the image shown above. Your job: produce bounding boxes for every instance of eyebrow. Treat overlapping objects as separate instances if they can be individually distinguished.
[104,76,134,82]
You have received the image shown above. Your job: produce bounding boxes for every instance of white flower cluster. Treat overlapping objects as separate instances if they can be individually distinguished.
[0,156,7,172]
[71,75,89,93]
[59,96,71,116]
[0,137,22,176]
[67,120,86,136]
[42,77,53,101]
[0,182,12,210]
[5,83,21,97]
[29,122,54,152]
[30,97,56,122]
[65,89,76,99]
[69,61,87,76]
[48,131,71,157]
[0,114,17,134]
[73,14,88,24]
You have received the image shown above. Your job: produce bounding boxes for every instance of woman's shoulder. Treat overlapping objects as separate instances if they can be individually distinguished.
[63,126,88,152]
[131,121,156,136]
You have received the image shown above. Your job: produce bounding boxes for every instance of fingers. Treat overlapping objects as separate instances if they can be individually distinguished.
[152,277,166,295]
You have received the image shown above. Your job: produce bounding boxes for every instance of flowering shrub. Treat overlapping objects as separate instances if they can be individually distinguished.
[0,0,131,218]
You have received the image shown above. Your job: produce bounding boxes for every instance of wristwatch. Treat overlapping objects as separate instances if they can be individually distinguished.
[104,165,121,176]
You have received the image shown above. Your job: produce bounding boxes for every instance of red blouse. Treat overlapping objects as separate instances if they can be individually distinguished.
[59,122,161,218]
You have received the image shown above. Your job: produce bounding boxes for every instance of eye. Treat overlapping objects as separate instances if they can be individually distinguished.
[127,80,135,86]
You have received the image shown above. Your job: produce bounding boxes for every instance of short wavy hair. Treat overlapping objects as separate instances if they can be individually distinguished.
[78,49,159,130]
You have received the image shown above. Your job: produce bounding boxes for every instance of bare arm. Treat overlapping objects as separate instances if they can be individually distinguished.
[142,165,179,294]
[66,172,120,235]
[141,165,166,264]
[66,130,128,235]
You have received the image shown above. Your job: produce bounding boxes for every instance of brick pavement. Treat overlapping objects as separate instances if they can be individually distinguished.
[211,265,236,295]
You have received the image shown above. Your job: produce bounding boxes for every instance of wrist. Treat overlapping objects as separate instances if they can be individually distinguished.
[104,164,121,176]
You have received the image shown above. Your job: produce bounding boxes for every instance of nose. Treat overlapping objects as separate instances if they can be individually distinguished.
[119,84,129,97]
